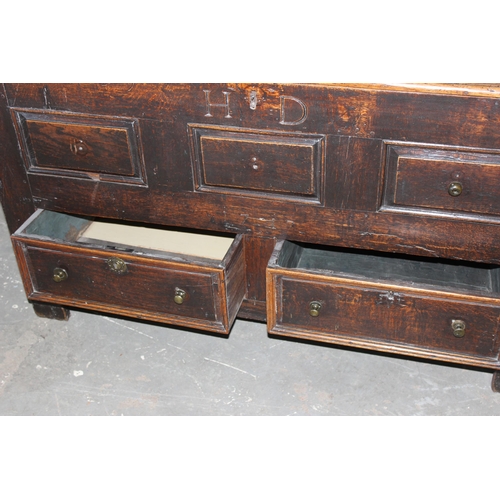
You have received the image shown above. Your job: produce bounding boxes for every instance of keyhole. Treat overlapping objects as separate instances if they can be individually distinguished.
[71,140,88,156]
[249,90,257,110]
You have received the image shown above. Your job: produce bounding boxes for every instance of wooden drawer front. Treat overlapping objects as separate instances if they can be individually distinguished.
[12,211,246,334]
[23,245,223,323]
[12,109,146,185]
[271,276,500,362]
[267,241,500,367]
[189,124,325,203]
[382,143,500,218]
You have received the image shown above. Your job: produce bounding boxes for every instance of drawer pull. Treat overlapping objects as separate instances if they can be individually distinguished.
[448,182,463,197]
[309,301,322,317]
[451,319,466,338]
[52,267,68,282]
[107,256,127,274]
[174,288,186,305]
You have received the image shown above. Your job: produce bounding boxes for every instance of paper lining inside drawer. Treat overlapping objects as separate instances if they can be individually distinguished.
[79,221,234,261]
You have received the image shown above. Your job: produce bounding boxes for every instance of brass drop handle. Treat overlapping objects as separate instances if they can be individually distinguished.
[451,319,466,338]
[174,288,186,305]
[107,256,127,274]
[448,182,463,197]
[70,140,89,156]
[309,301,322,317]
[53,267,68,282]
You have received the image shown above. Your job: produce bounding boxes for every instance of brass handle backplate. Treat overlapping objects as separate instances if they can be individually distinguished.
[107,257,127,274]
[309,301,322,317]
[451,319,466,338]
[53,267,68,282]
[448,182,463,197]
[174,288,186,305]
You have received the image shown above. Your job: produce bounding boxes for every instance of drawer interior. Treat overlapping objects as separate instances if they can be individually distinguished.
[275,241,500,297]
[17,210,235,262]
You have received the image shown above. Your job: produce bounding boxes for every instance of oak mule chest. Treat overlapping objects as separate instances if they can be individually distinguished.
[2,83,500,392]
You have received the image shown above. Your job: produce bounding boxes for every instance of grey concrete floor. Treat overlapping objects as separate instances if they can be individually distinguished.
[2,206,500,415]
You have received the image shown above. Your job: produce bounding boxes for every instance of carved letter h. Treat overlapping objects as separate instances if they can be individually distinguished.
[204,90,232,118]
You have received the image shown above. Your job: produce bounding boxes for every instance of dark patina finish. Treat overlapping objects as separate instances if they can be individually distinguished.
[3,83,500,390]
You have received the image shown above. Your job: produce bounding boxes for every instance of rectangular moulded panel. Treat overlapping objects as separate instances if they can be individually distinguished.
[11,108,147,186]
[381,142,500,219]
[189,124,325,204]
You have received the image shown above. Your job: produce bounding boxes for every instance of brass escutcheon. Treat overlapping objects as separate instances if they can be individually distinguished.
[309,301,322,317]
[451,319,466,338]
[174,288,186,305]
[70,140,89,156]
[448,182,463,197]
[53,267,68,282]
[107,256,127,274]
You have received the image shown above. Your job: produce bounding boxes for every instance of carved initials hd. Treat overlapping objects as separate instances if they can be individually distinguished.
[202,90,308,125]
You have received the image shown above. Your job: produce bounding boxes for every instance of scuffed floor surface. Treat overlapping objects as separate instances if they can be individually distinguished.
[1,207,500,416]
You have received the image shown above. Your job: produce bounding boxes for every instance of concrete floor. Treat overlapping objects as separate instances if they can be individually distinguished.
[2,206,500,416]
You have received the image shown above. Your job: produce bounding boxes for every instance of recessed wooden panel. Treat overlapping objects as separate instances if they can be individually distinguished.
[12,109,147,185]
[382,143,500,218]
[189,124,325,203]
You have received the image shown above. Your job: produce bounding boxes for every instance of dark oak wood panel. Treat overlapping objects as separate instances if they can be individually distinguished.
[0,86,35,233]
[5,84,500,148]
[189,124,325,203]
[12,109,147,185]
[23,182,500,264]
[383,143,500,218]
[3,83,500,391]
[25,245,220,321]
[267,240,500,368]
[327,135,383,211]
[274,277,500,363]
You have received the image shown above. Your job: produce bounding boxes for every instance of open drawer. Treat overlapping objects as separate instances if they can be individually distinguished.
[267,240,500,369]
[12,210,246,334]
